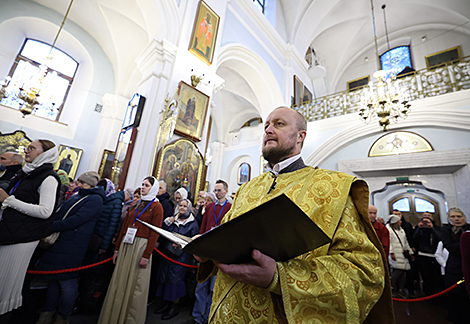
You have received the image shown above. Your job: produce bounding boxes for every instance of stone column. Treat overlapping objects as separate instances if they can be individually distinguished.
[124,39,178,189]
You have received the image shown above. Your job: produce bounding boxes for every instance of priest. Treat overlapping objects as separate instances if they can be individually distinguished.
[195,106,393,324]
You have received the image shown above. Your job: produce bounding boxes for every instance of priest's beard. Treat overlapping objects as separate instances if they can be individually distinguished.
[262,139,296,166]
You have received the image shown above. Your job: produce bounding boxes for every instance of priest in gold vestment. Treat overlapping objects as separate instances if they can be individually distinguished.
[196,107,394,324]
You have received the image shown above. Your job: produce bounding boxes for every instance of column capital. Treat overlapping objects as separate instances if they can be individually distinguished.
[135,38,178,85]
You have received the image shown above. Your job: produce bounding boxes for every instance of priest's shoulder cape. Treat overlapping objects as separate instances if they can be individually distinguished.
[197,166,394,324]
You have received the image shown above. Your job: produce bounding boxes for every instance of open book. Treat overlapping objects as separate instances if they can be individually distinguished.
[138,193,331,264]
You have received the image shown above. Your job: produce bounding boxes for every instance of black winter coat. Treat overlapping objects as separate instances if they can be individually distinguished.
[157,192,175,218]
[35,186,105,280]
[156,215,199,286]
[93,190,125,251]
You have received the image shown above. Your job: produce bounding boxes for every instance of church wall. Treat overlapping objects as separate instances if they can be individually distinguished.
[0,0,115,179]
[318,127,470,172]
[221,9,284,89]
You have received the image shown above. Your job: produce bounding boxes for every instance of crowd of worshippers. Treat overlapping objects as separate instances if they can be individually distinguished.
[0,144,235,324]
[1,111,469,324]
[368,205,470,323]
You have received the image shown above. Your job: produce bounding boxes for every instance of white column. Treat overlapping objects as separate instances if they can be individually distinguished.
[124,39,178,189]
[208,141,226,191]
[87,93,128,173]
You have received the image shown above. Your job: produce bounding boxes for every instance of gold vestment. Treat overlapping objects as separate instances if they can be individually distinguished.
[198,167,393,324]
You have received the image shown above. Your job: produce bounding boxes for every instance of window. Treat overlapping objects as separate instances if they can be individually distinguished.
[425,46,461,70]
[380,46,412,78]
[0,39,78,121]
[392,198,410,212]
[253,0,265,13]
[415,198,436,213]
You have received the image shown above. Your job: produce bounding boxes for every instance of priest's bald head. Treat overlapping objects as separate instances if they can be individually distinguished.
[262,106,307,166]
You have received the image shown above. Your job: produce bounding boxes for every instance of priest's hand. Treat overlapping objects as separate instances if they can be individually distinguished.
[214,249,276,289]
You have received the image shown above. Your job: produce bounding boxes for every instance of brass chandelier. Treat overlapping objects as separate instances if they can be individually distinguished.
[0,0,74,117]
[359,1,411,131]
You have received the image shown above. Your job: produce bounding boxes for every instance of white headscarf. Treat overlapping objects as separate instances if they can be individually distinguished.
[22,144,59,174]
[141,176,159,201]
[175,187,188,200]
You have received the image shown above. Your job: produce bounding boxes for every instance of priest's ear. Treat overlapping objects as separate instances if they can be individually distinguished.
[298,130,306,148]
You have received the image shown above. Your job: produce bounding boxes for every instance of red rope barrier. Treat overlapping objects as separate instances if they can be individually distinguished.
[27,257,113,275]
[26,247,198,275]
[392,280,464,302]
[154,247,199,269]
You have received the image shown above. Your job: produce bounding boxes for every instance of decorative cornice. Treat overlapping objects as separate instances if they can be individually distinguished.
[135,38,178,85]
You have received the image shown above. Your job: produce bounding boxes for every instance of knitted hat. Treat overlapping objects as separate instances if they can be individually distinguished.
[389,215,400,224]
[124,187,134,199]
[77,171,100,187]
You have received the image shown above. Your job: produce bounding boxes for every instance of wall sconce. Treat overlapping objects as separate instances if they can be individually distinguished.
[190,69,210,87]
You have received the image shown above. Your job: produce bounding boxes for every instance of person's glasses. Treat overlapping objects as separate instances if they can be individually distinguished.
[213,189,223,193]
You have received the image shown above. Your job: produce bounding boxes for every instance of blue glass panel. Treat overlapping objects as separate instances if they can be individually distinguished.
[415,198,435,213]
[380,46,412,78]
[392,197,410,212]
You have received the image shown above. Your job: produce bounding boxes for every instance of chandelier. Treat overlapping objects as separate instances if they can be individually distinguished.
[0,0,74,117]
[358,1,411,131]
[359,70,411,131]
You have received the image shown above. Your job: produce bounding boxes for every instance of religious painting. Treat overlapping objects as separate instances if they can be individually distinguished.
[0,130,32,158]
[189,0,220,65]
[154,138,204,203]
[294,75,303,105]
[98,149,115,179]
[237,163,251,185]
[303,86,313,103]
[54,145,83,180]
[174,81,210,142]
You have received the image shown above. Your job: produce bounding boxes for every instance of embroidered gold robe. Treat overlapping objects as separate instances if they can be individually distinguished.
[198,167,393,324]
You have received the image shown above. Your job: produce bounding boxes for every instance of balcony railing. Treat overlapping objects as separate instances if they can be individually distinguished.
[292,56,470,122]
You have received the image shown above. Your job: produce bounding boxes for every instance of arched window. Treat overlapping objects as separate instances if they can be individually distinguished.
[380,45,412,78]
[0,38,78,121]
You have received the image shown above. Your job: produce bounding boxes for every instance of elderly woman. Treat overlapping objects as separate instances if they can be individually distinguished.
[440,207,470,324]
[387,214,414,299]
[154,198,199,320]
[34,171,105,324]
[0,140,60,321]
[195,192,216,227]
[173,187,188,214]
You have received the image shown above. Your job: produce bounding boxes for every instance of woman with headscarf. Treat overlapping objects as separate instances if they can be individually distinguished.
[153,198,199,320]
[0,140,61,321]
[34,171,105,324]
[174,187,187,214]
[440,207,470,324]
[98,176,164,324]
[64,180,79,201]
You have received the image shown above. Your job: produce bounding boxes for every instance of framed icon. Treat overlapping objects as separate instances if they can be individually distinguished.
[237,163,251,185]
[188,0,220,65]
[174,81,210,142]
[54,145,83,180]
[153,138,204,203]
[98,149,115,179]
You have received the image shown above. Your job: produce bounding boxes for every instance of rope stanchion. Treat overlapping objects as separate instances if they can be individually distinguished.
[25,246,199,275]
[154,247,198,269]
[392,280,465,302]
[27,256,113,275]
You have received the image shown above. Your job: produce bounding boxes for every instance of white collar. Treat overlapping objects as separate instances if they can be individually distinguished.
[266,153,302,176]
[215,199,227,206]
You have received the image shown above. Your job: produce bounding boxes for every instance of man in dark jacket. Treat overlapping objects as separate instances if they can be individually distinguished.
[157,180,174,218]
[0,152,23,190]
[413,213,443,298]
